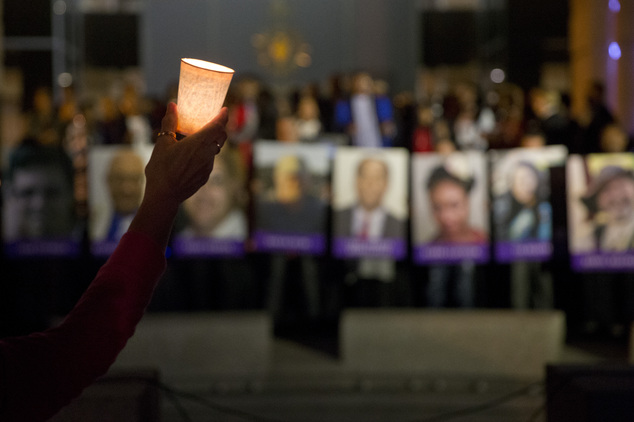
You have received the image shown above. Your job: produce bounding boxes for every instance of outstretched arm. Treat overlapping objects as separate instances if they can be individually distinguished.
[130,102,228,249]
[0,103,228,422]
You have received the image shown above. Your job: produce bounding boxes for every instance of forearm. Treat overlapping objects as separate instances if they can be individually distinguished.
[0,231,166,421]
[128,194,179,252]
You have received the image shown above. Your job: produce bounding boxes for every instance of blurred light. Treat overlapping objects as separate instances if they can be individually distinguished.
[490,68,505,84]
[609,42,622,60]
[57,72,73,87]
[53,1,67,15]
[609,0,621,12]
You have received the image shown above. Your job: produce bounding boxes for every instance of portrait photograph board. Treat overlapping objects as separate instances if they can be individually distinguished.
[490,145,568,262]
[2,143,82,257]
[252,141,331,255]
[171,147,249,258]
[331,146,409,259]
[411,151,489,265]
[87,144,153,257]
[567,153,634,271]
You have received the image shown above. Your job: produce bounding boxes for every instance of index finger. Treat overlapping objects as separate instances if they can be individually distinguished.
[196,107,229,146]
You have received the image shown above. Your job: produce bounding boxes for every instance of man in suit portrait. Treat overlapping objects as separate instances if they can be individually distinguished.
[96,148,146,242]
[335,156,404,240]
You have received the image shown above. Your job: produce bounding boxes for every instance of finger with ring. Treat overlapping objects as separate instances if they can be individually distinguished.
[157,131,177,140]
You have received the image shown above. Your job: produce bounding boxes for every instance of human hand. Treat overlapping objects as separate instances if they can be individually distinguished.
[143,102,229,209]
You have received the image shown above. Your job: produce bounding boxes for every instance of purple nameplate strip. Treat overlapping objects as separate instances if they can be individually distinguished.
[4,239,81,258]
[495,241,553,262]
[172,237,245,257]
[571,252,634,272]
[413,242,490,265]
[254,231,325,255]
[332,237,406,259]
[91,240,118,257]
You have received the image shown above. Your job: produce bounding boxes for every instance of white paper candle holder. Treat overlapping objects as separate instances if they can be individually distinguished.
[177,58,234,136]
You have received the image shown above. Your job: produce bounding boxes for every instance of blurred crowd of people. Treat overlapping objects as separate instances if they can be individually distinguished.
[3,70,634,338]
[15,70,631,168]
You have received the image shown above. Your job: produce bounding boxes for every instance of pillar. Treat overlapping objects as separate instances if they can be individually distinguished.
[616,0,634,134]
[569,0,634,133]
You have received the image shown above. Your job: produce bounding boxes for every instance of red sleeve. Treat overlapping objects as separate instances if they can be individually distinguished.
[0,230,166,422]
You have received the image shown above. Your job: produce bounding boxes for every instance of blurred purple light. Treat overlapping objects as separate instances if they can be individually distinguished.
[609,42,621,60]
[609,0,621,12]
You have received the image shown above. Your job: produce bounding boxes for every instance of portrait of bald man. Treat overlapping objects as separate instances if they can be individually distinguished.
[334,154,405,240]
[89,146,151,245]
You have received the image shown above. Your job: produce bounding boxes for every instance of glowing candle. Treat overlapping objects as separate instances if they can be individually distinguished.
[176,58,234,136]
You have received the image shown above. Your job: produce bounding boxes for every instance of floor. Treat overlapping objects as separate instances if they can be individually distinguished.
[154,326,630,422]
[52,320,631,422]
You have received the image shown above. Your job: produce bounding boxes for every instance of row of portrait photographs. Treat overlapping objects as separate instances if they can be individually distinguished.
[2,140,634,271]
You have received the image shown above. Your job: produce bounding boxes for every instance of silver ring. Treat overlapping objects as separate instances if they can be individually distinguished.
[157,131,177,140]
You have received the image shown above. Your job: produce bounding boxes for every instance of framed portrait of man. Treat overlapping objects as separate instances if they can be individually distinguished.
[2,142,82,257]
[331,146,409,259]
[88,144,152,256]
[411,151,489,265]
[567,152,634,271]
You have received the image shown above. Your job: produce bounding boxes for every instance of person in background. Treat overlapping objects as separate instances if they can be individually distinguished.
[453,82,493,151]
[334,72,395,147]
[600,123,631,153]
[578,80,615,154]
[294,94,323,142]
[118,82,152,146]
[25,87,61,147]
[94,96,128,145]
[227,76,261,146]
[0,103,229,421]
[410,103,436,153]
[519,128,547,149]
[529,87,573,149]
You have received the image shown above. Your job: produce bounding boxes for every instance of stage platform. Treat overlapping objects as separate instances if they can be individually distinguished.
[51,310,630,422]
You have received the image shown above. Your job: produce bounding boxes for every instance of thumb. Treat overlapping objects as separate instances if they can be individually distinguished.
[160,102,178,135]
